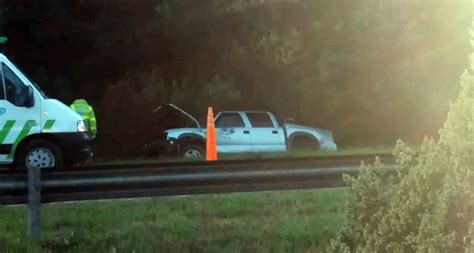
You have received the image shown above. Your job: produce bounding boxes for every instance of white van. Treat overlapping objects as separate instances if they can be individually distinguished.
[0,53,93,169]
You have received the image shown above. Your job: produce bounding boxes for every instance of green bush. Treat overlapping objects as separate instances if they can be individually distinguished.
[329,32,474,253]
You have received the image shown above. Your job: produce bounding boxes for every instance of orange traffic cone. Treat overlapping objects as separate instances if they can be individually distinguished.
[206,107,218,161]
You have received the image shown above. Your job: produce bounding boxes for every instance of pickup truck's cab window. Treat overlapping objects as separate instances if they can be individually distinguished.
[215,113,245,128]
[3,63,27,106]
[247,113,274,128]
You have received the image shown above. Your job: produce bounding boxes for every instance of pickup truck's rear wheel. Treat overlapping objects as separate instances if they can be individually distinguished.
[180,144,205,160]
[290,136,320,150]
[16,140,63,169]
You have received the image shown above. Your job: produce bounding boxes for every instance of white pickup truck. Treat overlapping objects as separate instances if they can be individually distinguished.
[164,110,337,159]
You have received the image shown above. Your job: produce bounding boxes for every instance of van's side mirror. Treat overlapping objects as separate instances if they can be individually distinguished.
[23,86,34,108]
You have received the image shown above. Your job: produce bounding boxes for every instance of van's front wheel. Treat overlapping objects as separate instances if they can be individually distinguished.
[16,140,63,170]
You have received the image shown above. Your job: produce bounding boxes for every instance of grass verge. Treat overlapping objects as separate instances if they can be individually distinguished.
[0,188,346,253]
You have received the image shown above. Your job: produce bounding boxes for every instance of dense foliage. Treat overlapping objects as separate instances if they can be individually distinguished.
[0,0,471,157]
[329,33,474,252]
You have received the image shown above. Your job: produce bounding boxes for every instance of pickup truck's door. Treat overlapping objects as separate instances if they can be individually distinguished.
[215,112,252,153]
[245,112,286,152]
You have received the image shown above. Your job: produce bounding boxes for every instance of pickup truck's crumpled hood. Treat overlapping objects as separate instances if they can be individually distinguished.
[153,103,201,128]
[284,123,337,150]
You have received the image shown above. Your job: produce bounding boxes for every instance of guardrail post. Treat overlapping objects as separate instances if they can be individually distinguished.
[27,166,41,236]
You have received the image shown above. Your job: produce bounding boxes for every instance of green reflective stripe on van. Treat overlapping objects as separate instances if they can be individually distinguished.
[43,120,56,130]
[0,120,15,143]
[7,120,36,159]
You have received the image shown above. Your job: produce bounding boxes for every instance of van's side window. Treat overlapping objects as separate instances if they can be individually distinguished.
[0,64,4,100]
[3,64,27,106]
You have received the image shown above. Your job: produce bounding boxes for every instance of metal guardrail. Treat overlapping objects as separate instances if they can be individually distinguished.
[1,167,359,189]
[0,153,396,235]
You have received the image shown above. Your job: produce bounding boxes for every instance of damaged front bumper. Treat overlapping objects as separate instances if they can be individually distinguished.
[165,137,179,154]
[143,138,178,157]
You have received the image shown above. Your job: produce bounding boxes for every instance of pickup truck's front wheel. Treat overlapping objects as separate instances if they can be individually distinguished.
[180,144,205,160]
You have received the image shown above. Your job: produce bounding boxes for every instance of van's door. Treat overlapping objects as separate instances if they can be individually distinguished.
[0,62,41,163]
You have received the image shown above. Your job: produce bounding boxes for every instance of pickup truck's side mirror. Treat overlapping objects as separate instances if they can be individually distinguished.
[22,86,34,108]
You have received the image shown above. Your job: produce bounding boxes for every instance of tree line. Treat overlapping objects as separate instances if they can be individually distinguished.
[0,0,471,157]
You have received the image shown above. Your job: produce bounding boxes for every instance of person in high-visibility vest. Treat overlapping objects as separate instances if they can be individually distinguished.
[70,99,97,136]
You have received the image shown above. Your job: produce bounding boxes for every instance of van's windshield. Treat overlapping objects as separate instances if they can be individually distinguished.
[8,60,47,98]
[30,81,47,98]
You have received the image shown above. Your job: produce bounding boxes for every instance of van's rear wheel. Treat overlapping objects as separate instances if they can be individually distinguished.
[16,140,63,169]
